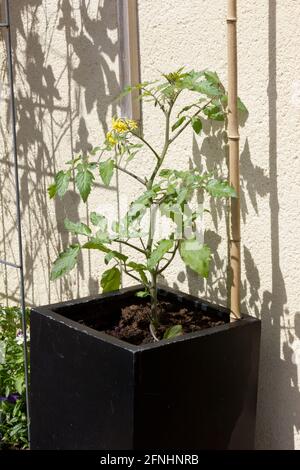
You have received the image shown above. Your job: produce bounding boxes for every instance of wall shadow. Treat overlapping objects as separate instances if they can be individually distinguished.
[255,0,300,450]
[0,0,120,305]
[171,0,300,450]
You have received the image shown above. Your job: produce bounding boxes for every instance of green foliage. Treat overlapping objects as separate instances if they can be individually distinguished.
[50,244,81,280]
[100,267,121,293]
[48,170,71,199]
[147,240,174,271]
[75,164,95,202]
[191,116,203,134]
[163,324,183,340]
[64,219,91,236]
[0,306,29,449]
[49,67,247,330]
[180,239,211,278]
[99,159,115,186]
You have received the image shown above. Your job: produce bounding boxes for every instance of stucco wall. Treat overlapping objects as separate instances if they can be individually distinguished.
[0,0,299,450]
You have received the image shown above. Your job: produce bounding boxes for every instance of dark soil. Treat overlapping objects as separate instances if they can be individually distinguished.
[105,300,225,345]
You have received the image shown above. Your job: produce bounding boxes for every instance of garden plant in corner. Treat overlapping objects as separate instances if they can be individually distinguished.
[49,68,246,342]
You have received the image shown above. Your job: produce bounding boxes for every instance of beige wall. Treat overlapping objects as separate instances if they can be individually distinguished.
[0,0,299,450]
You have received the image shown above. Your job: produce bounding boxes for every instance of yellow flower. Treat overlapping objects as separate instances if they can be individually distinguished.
[111,117,138,134]
[126,119,138,131]
[112,118,128,133]
[106,131,117,146]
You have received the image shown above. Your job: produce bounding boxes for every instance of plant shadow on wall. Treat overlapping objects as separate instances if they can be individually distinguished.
[0,0,119,305]
[172,0,300,450]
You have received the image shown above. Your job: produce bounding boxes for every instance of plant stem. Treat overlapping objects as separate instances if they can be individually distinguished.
[131,131,160,160]
[115,164,146,186]
[149,271,158,326]
[157,243,179,275]
[117,239,146,255]
[169,98,214,143]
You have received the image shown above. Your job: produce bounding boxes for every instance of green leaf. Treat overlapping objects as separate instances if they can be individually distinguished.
[100,267,121,293]
[99,159,115,186]
[90,212,107,231]
[204,105,225,121]
[104,250,128,264]
[159,169,173,178]
[204,71,220,85]
[14,376,24,395]
[48,183,57,199]
[163,324,183,340]
[147,239,174,270]
[237,97,248,113]
[75,165,95,202]
[195,80,221,97]
[180,239,211,278]
[206,179,237,198]
[64,218,91,236]
[127,261,149,284]
[48,170,71,199]
[50,244,80,280]
[191,117,203,135]
[82,239,110,252]
[57,170,71,198]
[172,116,186,132]
[135,290,150,298]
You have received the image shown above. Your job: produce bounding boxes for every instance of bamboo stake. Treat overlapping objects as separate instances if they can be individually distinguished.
[227,0,241,319]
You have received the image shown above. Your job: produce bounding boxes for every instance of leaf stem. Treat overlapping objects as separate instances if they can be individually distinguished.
[117,239,146,255]
[169,98,214,143]
[130,131,160,161]
[115,164,146,186]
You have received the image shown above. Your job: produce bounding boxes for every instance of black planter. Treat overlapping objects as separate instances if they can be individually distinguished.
[30,285,261,450]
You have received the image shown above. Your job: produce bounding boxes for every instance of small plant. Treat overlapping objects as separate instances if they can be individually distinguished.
[49,68,245,340]
[0,306,29,449]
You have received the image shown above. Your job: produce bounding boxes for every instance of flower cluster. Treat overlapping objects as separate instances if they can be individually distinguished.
[106,117,138,147]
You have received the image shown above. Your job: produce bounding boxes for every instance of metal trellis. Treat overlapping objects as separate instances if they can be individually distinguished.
[0,0,30,444]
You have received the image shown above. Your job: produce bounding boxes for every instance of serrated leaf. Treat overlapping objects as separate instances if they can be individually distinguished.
[100,267,121,293]
[147,239,174,270]
[104,250,128,264]
[75,165,94,202]
[180,239,211,278]
[204,105,225,121]
[64,218,91,236]
[99,159,115,186]
[172,116,186,132]
[90,212,107,231]
[206,179,237,198]
[164,324,183,340]
[54,170,71,198]
[191,117,203,135]
[50,244,80,280]
[204,71,220,85]
[195,80,221,97]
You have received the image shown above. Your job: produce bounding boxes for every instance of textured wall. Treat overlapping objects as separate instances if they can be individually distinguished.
[0,0,299,450]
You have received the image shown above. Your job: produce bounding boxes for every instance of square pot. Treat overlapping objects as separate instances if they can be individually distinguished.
[30,285,261,450]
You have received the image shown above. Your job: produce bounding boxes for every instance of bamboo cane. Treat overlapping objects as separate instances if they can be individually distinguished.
[227,0,241,319]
